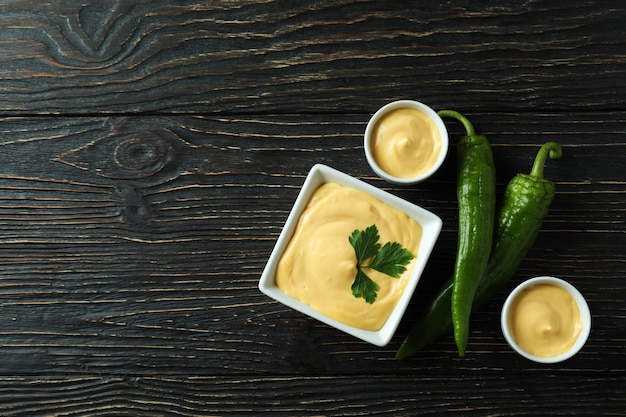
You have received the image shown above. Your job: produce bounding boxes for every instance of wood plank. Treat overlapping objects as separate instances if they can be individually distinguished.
[0,375,622,416]
[0,1,625,114]
[0,113,624,379]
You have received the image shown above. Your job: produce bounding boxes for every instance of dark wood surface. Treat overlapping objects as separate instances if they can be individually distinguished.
[1,1,624,415]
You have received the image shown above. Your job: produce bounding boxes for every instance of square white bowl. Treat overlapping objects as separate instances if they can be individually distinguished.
[258,164,442,346]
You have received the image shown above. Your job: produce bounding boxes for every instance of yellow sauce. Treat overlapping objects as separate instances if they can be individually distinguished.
[371,107,442,178]
[276,183,422,331]
[508,284,583,357]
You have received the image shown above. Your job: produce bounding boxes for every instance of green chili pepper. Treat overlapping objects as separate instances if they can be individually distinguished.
[438,110,496,357]
[396,142,562,360]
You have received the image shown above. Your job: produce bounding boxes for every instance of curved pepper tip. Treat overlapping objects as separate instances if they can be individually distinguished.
[437,110,476,137]
[529,142,562,180]
[546,141,563,160]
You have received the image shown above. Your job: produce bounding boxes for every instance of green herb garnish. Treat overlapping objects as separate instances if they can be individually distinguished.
[348,224,415,304]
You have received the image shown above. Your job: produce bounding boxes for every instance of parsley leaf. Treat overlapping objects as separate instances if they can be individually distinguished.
[348,224,415,304]
[349,224,381,263]
[367,241,415,277]
[351,268,379,304]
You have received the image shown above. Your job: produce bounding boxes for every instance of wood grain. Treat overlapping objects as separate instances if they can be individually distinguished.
[0,0,625,415]
[0,1,624,114]
[0,374,621,416]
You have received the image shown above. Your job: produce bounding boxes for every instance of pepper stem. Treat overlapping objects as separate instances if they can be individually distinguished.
[529,142,563,179]
[437,110,476,137]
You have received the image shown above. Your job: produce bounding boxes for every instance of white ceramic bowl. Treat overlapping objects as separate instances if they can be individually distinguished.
[259,164,442,346]
[501,276,591,363]
[364,100,449,185]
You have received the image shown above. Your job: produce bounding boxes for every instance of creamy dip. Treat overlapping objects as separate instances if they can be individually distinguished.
[508,283,583,357]
[371,107,442,178]
[275,182,422,331]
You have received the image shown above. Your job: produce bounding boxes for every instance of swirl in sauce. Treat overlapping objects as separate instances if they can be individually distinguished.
[371,107,442,178]
[508,283,583,357]
[276,183,422,331]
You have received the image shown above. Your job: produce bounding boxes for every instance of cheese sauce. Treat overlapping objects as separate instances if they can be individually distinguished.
[508,283,583,357]
[275,183,422,331]
[371,107,442,178]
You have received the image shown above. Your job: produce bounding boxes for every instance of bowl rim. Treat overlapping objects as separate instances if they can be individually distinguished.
[500,276,591,363]
[258,163,443,346]
[364,99,449,185]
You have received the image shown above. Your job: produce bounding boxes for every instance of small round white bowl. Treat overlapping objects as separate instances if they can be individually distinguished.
[364,100,449,185]
[501,276,591,363]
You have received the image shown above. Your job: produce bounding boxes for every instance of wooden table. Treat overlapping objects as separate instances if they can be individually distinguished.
[1,1,624,415]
